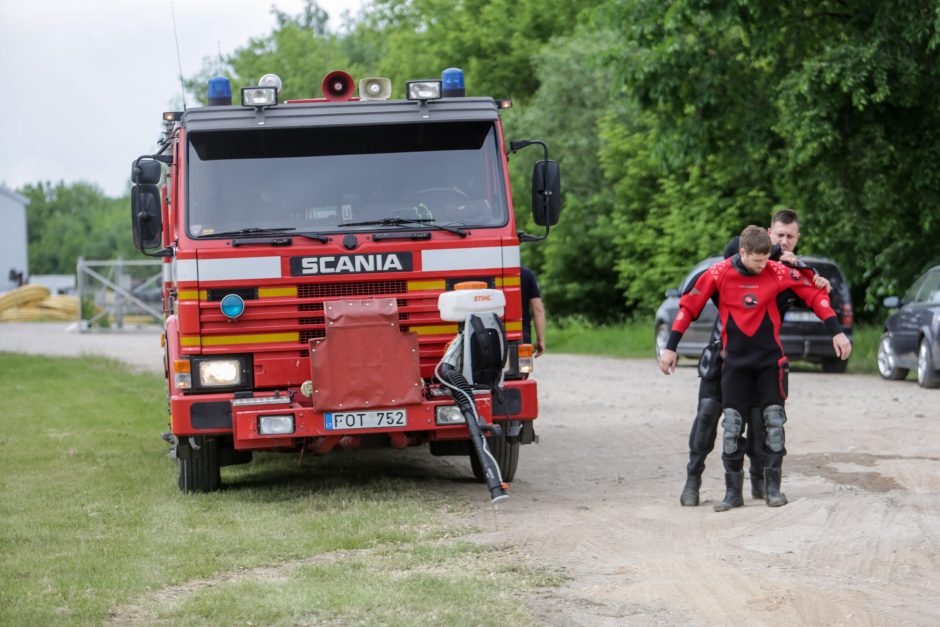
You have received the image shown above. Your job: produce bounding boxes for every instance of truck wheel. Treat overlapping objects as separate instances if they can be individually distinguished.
[821,358,848,373]
[917,338,940,389]
[877,333,908,380]
[469,420,520,483]
[177,436,221,493]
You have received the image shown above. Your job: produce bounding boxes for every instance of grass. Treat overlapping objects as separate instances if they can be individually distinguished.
[0,353,559,626]
[546,316,654,359]
[546,317,884,375]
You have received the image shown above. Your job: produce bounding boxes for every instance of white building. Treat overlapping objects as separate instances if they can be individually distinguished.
[0,185,30,292]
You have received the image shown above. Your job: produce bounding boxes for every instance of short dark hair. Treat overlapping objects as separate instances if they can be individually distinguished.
[771,209,799,226]
[740,225,772,254]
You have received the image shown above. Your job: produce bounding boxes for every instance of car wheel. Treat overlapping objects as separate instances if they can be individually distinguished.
[917,338,940,389]
[655,323,670,361]
[821,358,848,374]
[877,334,908,380]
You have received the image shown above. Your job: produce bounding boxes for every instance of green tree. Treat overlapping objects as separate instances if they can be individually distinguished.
[508,28,624,320]
[19,182,140,275]
[598,0,940,317]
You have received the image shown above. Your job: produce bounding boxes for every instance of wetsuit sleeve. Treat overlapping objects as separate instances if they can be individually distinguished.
[784,268,842,336]
[667,265,719,351]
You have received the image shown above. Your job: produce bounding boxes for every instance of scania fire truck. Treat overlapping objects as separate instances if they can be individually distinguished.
[131,68,561,498]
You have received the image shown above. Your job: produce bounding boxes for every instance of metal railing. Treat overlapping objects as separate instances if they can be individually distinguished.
[76,257,163,331]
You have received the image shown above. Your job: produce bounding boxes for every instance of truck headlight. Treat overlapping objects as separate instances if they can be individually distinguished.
[258,414,294,435]
[197,359,243,387]
[435,405,466,425]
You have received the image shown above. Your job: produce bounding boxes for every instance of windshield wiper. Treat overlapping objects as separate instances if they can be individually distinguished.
[338,217,468,238]
[208,227,330,243]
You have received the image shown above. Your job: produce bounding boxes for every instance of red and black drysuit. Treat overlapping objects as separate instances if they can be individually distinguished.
[667,255,842,472]
[684,241,808,481]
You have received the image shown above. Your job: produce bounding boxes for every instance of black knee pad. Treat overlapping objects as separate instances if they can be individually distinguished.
[721,408,743,455]
[762,404,787,452]
[697,397,722,423]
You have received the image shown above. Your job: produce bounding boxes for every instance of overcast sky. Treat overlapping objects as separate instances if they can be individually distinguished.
[0,0,364,198]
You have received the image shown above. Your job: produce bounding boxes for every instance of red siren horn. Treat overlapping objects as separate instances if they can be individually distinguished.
[321,70,355,101]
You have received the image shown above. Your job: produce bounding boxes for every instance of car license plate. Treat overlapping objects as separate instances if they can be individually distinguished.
[784,311,820,322]
[324,409,407,431]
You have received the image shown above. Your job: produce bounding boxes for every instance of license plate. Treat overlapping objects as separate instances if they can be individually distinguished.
[324,409,407,431]
[784,311,820,322]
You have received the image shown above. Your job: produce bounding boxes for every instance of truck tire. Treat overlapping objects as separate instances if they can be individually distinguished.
[470,420,520,483]
[177,436,221,493]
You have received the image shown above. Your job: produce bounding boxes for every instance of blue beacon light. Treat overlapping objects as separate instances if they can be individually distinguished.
[220,294,245,320]
[208,76,232,106]
[441,68,465,97]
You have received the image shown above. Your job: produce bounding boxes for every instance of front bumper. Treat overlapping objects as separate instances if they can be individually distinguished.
[168,378,538,449]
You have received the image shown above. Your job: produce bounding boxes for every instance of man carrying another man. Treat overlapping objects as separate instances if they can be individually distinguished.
[659,226,851,512]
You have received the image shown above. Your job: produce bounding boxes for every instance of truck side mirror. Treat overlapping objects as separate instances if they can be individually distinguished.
[883,296,899,308]
[531,160,561,227]
[131,184,163,250]
[132,159,163,185]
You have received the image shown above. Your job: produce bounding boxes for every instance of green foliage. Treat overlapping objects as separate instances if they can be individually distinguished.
[509,29,626,321]
[19,181,142,275]
[596,0,940,318]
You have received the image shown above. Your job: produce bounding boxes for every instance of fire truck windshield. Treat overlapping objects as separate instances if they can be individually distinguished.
[186,121,509,238]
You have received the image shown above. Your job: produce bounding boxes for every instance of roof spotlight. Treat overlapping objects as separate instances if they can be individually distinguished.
[406,80,442,101]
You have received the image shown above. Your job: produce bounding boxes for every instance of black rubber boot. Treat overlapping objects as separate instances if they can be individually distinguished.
[680,475,701,506]
[764,468,788,507]
[713,471,744,512]
[750,472,765,500]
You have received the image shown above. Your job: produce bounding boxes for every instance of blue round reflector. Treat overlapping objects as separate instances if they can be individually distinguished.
[208,76,232,106]
[441,67,465,97]
[220,294,245,319]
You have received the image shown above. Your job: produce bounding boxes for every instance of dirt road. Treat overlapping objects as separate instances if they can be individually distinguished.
[440,355,940,625]
[3,327,938,624]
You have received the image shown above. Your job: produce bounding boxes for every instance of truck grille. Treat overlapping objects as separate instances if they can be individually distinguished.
[298,280,406,299]
[197,279,451,373]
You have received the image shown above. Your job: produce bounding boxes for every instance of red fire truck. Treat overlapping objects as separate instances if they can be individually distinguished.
[131,69,561,499]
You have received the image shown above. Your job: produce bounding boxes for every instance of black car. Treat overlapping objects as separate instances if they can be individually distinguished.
[876,265,940,388]
[654,256,854,372]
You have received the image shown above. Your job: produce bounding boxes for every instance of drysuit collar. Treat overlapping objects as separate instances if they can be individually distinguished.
[732,253,762,276]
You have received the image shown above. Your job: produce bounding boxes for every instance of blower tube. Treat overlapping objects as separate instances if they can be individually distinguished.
[436,361,508,504]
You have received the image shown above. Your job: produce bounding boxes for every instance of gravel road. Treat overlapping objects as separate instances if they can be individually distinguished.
[451,355,940,626]
[3,325,938,625]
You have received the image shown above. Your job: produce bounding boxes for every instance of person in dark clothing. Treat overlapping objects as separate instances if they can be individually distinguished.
[679,210,830,507]
[661,226,851,512]
[520,267,546,357]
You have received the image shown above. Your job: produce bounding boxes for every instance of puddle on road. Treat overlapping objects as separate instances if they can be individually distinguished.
[787,452,940,493]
